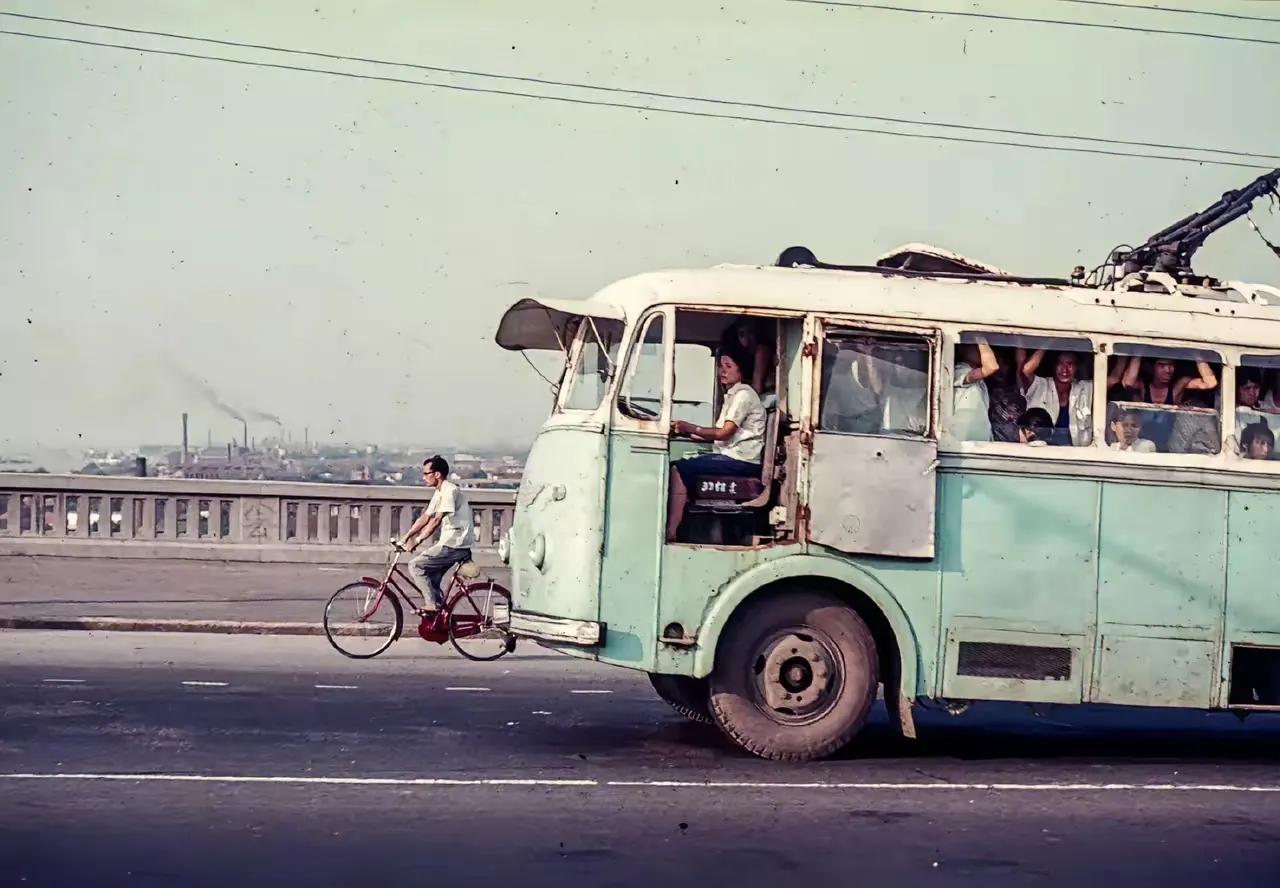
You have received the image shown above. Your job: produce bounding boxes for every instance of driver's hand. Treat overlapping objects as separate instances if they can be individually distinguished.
[671,420,688,437]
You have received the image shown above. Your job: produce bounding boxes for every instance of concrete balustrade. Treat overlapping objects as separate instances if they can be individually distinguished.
[0,474,515,565]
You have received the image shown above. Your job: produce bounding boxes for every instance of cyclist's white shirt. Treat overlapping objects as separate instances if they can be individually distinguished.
[427,480,475,550]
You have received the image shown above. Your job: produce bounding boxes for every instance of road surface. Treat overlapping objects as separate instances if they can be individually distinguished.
[0,556,510,625]
[1,630,1279,886]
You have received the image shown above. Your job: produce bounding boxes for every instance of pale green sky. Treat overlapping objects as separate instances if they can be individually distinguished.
[2,0,1278,452]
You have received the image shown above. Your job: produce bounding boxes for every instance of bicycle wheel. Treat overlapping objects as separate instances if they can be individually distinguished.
[324,580,403,659]
[447,580,514,662]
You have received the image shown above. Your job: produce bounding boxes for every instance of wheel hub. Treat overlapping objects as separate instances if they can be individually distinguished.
[754,631,842,723]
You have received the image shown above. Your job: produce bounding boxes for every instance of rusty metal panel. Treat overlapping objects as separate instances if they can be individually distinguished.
[807,433,937,558]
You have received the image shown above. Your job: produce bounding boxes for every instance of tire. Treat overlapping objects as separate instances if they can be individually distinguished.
[448,581,515,662]
[648,673,713,725]
[324,580,402,659]
[708,590,878,762]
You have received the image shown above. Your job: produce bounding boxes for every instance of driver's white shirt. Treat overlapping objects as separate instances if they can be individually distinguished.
[715,383,766,463]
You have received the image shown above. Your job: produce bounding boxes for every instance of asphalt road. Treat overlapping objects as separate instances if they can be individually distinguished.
[0,556,510,624]
[2,630,1279,887]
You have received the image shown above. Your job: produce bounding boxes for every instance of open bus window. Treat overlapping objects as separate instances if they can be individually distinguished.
[1106,344,1221,455]
[820,331,932,437]
[954,332,1092,444]
[1236,354,1280,461]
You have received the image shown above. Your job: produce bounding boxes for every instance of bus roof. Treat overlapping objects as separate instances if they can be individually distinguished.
[584,263,1280,350]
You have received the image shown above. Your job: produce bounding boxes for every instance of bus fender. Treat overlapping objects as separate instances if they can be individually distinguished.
[691,553,921,732]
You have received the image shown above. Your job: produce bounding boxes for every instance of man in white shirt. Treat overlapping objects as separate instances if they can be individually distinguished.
[400,455,475,612]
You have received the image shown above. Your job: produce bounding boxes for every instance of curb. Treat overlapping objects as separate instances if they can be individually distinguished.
[0,616,325,635]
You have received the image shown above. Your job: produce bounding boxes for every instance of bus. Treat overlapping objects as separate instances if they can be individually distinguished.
[493,239,1280,761]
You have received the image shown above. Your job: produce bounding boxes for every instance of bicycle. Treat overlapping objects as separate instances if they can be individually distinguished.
[323,541,514,662]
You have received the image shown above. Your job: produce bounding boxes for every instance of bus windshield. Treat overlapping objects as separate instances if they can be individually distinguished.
[559,318,624,412]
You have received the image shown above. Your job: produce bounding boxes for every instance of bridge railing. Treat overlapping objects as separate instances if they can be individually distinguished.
[0,474,515,563]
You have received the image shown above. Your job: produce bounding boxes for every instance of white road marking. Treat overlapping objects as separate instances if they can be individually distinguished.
[531,710,553,715]
[445,687,490,692]
[180,681,229,688]
[0,773,1277,794]
[317,568,345,573]
[570,689,612,695]
[41,678,86,684]
[314,684,358,690]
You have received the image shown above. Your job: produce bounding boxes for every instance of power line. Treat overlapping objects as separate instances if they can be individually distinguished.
[789,0,1280,47]
[1050,1,1280,25]
[0,28,1272,171]
[3,11,1278,164]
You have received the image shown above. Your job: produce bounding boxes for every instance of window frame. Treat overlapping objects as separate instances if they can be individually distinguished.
[813,317,940,441]
[555,317,625,416]
[939,325,1102,451]
[613,308,671,430]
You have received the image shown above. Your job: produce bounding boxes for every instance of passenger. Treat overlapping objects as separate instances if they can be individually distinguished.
[1015,408,1053,446]
[721,318,776,400]
[1107,408,1157,453]
[665,347,765,542]
[952,338,999,441]
[1020,350,1093,446]
[1119,356,1218,451]
[1106,356,1140,402]
[985,346,1027,443]
[1241,420,1275,461]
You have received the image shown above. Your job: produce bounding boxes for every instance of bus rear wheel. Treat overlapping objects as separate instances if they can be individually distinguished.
[648,673,713,725]
[708,590,878,762]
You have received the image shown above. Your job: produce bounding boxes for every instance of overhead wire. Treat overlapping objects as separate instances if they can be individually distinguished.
[787,0,1280,47]
[2,10,1276,162]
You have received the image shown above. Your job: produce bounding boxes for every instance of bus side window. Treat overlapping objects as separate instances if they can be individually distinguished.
[617,314,665,421]
[953,331,1094,446]
[819,332,931,437]
[1236,354,1280,461]
[1106,344,1222,455]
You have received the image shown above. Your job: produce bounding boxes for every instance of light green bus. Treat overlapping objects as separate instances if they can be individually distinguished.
[495,242,1280,761]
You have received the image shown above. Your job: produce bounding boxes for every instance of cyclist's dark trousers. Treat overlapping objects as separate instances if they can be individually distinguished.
[409,545,472,608]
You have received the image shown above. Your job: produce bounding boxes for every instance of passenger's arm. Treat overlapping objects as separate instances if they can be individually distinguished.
[1020,349,1045,391]
[1177,361,1219,398]
[963,340,1000,384]
[1121,356,1142,392]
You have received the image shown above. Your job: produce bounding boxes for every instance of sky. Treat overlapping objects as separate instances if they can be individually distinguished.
[2,0,1278,454]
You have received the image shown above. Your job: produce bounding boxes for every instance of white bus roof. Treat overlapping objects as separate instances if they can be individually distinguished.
[580,263,1280,350]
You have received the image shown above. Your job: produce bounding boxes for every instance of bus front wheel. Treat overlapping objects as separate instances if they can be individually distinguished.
[708,590,878,762]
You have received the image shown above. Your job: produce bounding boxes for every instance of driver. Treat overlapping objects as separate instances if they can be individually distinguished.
[665,347,765,542]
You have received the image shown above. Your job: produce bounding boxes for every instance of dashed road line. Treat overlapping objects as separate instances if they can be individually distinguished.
[314,684,358,690]
[41,678,86,684]
[1,773,1277,794]
[181,681,229,688]
[570,689,613,695]
[445,687,491,692]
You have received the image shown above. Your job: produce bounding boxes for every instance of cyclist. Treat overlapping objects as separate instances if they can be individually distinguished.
[398,455,475,614]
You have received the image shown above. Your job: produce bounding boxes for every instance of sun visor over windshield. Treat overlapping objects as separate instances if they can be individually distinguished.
[494,297,626,352]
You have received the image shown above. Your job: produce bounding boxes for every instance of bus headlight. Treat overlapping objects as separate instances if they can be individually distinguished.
[497,530,510,564]
[529,533,546,570]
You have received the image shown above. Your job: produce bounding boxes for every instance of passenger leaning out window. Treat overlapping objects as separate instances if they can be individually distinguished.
[1020,350,1092,446]
[952,338,999,441]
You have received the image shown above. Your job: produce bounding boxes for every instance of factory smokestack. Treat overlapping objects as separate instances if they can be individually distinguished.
[181,413,189,464]
[242,419,249,453]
